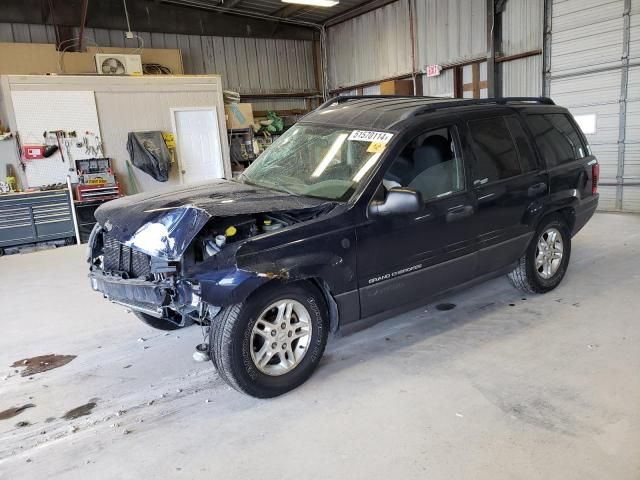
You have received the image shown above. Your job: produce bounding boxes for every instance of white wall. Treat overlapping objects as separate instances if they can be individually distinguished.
[0,75,230,194]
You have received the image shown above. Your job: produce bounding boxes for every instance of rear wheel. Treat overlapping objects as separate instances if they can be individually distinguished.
[133,311,184,331]
[508,214,571,293]
[210,282,328,398]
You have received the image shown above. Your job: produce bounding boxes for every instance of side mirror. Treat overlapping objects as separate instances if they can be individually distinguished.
[369,187,423,217]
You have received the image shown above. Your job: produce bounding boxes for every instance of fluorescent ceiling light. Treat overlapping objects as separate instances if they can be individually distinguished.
[282,0,339,7]
[312,133,348,178]
[352,152,382,182]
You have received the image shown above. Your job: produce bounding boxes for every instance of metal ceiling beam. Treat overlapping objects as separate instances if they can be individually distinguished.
[219,0,245,12]
[0,0,316,40]
[270,4,307,18]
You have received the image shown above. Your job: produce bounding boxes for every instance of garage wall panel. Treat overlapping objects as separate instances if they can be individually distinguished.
[548,0,640,211]
[502,0,543,55]
[550,0,623,75]
[502,55,543,96]
[326,1,412,90]
[421,68,454,97]
[550,70,621,180]
[596,186,619,210]
[415,0,487,67]
[0,22,317,96]
[624,64,640,210]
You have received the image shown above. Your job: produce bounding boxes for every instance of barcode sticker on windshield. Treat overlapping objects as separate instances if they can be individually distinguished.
[348,130,394,144]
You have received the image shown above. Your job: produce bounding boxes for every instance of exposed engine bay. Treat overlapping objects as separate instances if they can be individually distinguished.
[88,200,334,328]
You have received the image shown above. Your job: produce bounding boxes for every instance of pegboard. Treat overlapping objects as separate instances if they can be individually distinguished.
[11,90,103,188]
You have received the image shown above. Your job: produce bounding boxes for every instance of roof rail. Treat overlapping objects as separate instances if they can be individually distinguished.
[317,94,444,110]
[317,95,555,112]
[410,96,555,116]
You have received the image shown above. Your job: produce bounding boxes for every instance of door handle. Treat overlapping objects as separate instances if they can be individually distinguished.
[446,205,474,222]
[528,182,547,197]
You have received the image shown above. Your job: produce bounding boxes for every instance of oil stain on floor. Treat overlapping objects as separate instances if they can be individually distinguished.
[436,303,457,311]
[11,354,77,377]
[62,400,98,420]
[0,404,35,421]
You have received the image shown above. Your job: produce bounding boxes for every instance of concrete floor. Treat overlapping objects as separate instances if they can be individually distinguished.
[0,212,639,480]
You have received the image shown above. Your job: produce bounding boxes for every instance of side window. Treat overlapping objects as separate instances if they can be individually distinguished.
[383,127,464,202]
[524,113,586,168]
[468,116,522,184]
[506,116,537,172]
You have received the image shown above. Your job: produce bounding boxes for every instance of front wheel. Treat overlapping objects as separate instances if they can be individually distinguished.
[508,214,572,294]
[210,282,328,398]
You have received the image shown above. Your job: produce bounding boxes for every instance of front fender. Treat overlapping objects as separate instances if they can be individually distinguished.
[191,267,271,306]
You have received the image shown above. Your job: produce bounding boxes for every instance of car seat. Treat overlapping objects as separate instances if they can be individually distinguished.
[409,160,457,200]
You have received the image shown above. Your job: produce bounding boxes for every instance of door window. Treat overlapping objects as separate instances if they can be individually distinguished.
[383,127,464,201]
[506,116,537,172]
[468,116,522,184]
[524,113,586,168]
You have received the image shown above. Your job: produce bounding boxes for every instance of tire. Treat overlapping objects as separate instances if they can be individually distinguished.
[210,281,328,398]
[133,311,184,331]
[508,214,571,294]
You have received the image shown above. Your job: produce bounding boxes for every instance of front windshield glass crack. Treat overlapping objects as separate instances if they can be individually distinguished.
[239,125,392,202]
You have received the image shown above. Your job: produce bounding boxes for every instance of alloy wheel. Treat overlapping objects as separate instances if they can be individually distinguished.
[250,299,312,376]
[535,227,564,279]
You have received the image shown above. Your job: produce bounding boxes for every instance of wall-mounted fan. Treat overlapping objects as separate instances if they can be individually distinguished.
[101,57,126,74]
[95,54,143,75]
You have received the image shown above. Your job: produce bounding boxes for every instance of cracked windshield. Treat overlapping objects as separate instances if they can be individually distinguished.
[240,124,393,201]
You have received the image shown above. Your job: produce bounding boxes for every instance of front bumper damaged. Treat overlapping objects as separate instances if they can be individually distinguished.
[89,269,202,323]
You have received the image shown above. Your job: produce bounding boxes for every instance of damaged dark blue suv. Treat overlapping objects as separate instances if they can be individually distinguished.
[88,96,599,397]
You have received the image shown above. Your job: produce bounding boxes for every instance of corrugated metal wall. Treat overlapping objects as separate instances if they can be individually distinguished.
[502,55,543,95]
[416,0,487,66]
[501,0,543,96]
[623,0,640,211]
[547,0,640,211]
[417,0,487,95]
[326,1,412,91]
[0,22,316,111]
[502,0,543,55]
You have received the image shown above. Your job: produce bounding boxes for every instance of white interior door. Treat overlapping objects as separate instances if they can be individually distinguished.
[171,107,224,184]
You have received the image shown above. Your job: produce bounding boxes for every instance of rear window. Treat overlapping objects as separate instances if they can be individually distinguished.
[468,116,522,184]
[524,113,586,168]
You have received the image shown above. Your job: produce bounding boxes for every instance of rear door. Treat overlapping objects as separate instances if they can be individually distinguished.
[459,113,548,275]
[521,111,593,201]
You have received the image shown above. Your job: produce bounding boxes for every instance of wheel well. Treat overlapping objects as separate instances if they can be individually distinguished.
[534,207,575,233]
[242,277,339,333]
[556,207,576,232]
[306,278,340,334]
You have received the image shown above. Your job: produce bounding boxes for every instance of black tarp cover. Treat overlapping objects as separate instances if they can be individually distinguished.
[127,131,171,182]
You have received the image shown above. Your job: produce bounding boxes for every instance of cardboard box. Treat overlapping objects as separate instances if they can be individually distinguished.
[225,103,254,130]
[0,42,184,76]
[380,79,415,96]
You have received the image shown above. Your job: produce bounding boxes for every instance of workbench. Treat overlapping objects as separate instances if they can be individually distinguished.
[0,189,75,250]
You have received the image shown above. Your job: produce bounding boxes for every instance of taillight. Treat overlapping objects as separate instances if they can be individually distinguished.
[592,163,599,195]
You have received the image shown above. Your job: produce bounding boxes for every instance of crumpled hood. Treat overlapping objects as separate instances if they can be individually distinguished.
[94,179,329,260]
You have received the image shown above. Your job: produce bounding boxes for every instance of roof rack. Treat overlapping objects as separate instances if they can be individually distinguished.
[317,95,555,112]
[317,95,443,110]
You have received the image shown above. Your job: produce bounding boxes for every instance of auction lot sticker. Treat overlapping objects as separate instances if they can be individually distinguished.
[348,130,394,143]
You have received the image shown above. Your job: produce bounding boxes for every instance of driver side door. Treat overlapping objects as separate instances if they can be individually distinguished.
[356,124,478,318]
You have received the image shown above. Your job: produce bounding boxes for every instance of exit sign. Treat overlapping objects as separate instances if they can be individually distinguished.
[425,65,442,77]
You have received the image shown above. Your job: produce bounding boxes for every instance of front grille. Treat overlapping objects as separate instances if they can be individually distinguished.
[103,233,151,278]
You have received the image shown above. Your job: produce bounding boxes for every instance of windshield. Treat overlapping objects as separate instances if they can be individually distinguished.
[240,124,393,201]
